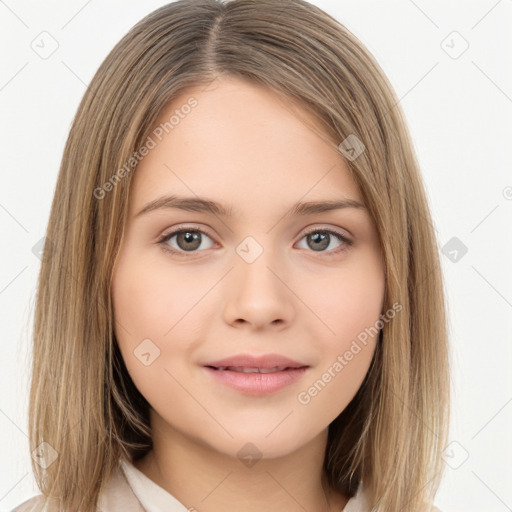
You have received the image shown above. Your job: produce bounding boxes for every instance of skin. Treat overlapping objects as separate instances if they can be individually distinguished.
[111,76,385,512]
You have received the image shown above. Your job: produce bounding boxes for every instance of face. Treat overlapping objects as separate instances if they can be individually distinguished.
[111,76,385,460]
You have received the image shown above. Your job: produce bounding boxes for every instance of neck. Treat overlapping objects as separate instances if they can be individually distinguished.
[133,412,348,512]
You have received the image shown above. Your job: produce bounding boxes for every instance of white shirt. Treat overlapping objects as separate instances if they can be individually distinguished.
[114,458,370,511]
[11,457,441,511]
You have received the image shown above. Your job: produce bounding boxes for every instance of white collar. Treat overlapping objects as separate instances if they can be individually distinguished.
[97,457,369,512]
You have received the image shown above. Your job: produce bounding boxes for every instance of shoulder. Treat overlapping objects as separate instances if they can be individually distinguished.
[10,494,52,512]
[11,462,137,512]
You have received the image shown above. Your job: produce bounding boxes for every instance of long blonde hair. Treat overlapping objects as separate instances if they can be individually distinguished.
[27,0,450,510]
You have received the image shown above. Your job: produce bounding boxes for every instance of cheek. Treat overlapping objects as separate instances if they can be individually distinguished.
[294,251,384,414]
[112,266,165,339]
[111,254,196,409]
[112,253,199,342]
[302,249,385,345]
[111,252,214,390]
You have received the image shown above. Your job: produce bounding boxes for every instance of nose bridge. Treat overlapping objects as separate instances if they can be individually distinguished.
[223,234,294,328]
[234,233,283,294]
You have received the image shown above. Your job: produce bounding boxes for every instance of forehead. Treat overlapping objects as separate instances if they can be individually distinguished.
[129,76,363,217]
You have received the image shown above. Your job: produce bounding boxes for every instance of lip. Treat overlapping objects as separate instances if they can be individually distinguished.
[204,353,307,369]
[202,353,310,396]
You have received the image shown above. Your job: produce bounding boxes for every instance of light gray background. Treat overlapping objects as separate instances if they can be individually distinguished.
[1,1,511,511]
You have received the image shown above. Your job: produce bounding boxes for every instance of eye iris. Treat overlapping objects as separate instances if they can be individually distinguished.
[177,231,201,251]
[166,229,341,255]
[307,232,329,251]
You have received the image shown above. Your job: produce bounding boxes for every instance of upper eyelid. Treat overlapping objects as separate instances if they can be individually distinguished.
[159,224,215,242]
[302,225,350,238]
[159,223,352,246]
[160,223,351,239]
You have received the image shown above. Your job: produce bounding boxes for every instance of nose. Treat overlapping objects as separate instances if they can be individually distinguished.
[222,248,295,331]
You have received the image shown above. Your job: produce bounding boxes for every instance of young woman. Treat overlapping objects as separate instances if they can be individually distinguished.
[13,0,449,510]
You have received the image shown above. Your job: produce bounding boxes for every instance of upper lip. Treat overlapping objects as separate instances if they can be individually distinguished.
[204,353,309,369]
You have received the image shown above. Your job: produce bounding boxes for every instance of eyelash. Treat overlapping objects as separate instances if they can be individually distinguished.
[156,224,353,258]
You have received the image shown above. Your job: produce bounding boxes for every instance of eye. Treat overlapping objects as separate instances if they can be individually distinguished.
[157,225,353,258]
[157,225,216,257]
[296,227,353,256]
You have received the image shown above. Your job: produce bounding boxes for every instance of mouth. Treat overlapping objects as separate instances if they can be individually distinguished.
[208,366,305,373]
[204,353,308,370]
[202,354,310,395]
[206,365,307,373]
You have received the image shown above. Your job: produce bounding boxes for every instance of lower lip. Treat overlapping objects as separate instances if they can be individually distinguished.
[203,367,309,395]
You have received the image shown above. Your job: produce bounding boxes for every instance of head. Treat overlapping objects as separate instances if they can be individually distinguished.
[110,73,386,463]
[29,1,450,511]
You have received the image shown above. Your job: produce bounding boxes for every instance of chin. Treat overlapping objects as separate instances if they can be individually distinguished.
[199,424,319,463]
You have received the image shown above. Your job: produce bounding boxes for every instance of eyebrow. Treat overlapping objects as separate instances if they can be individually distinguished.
[135,194,367,218]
